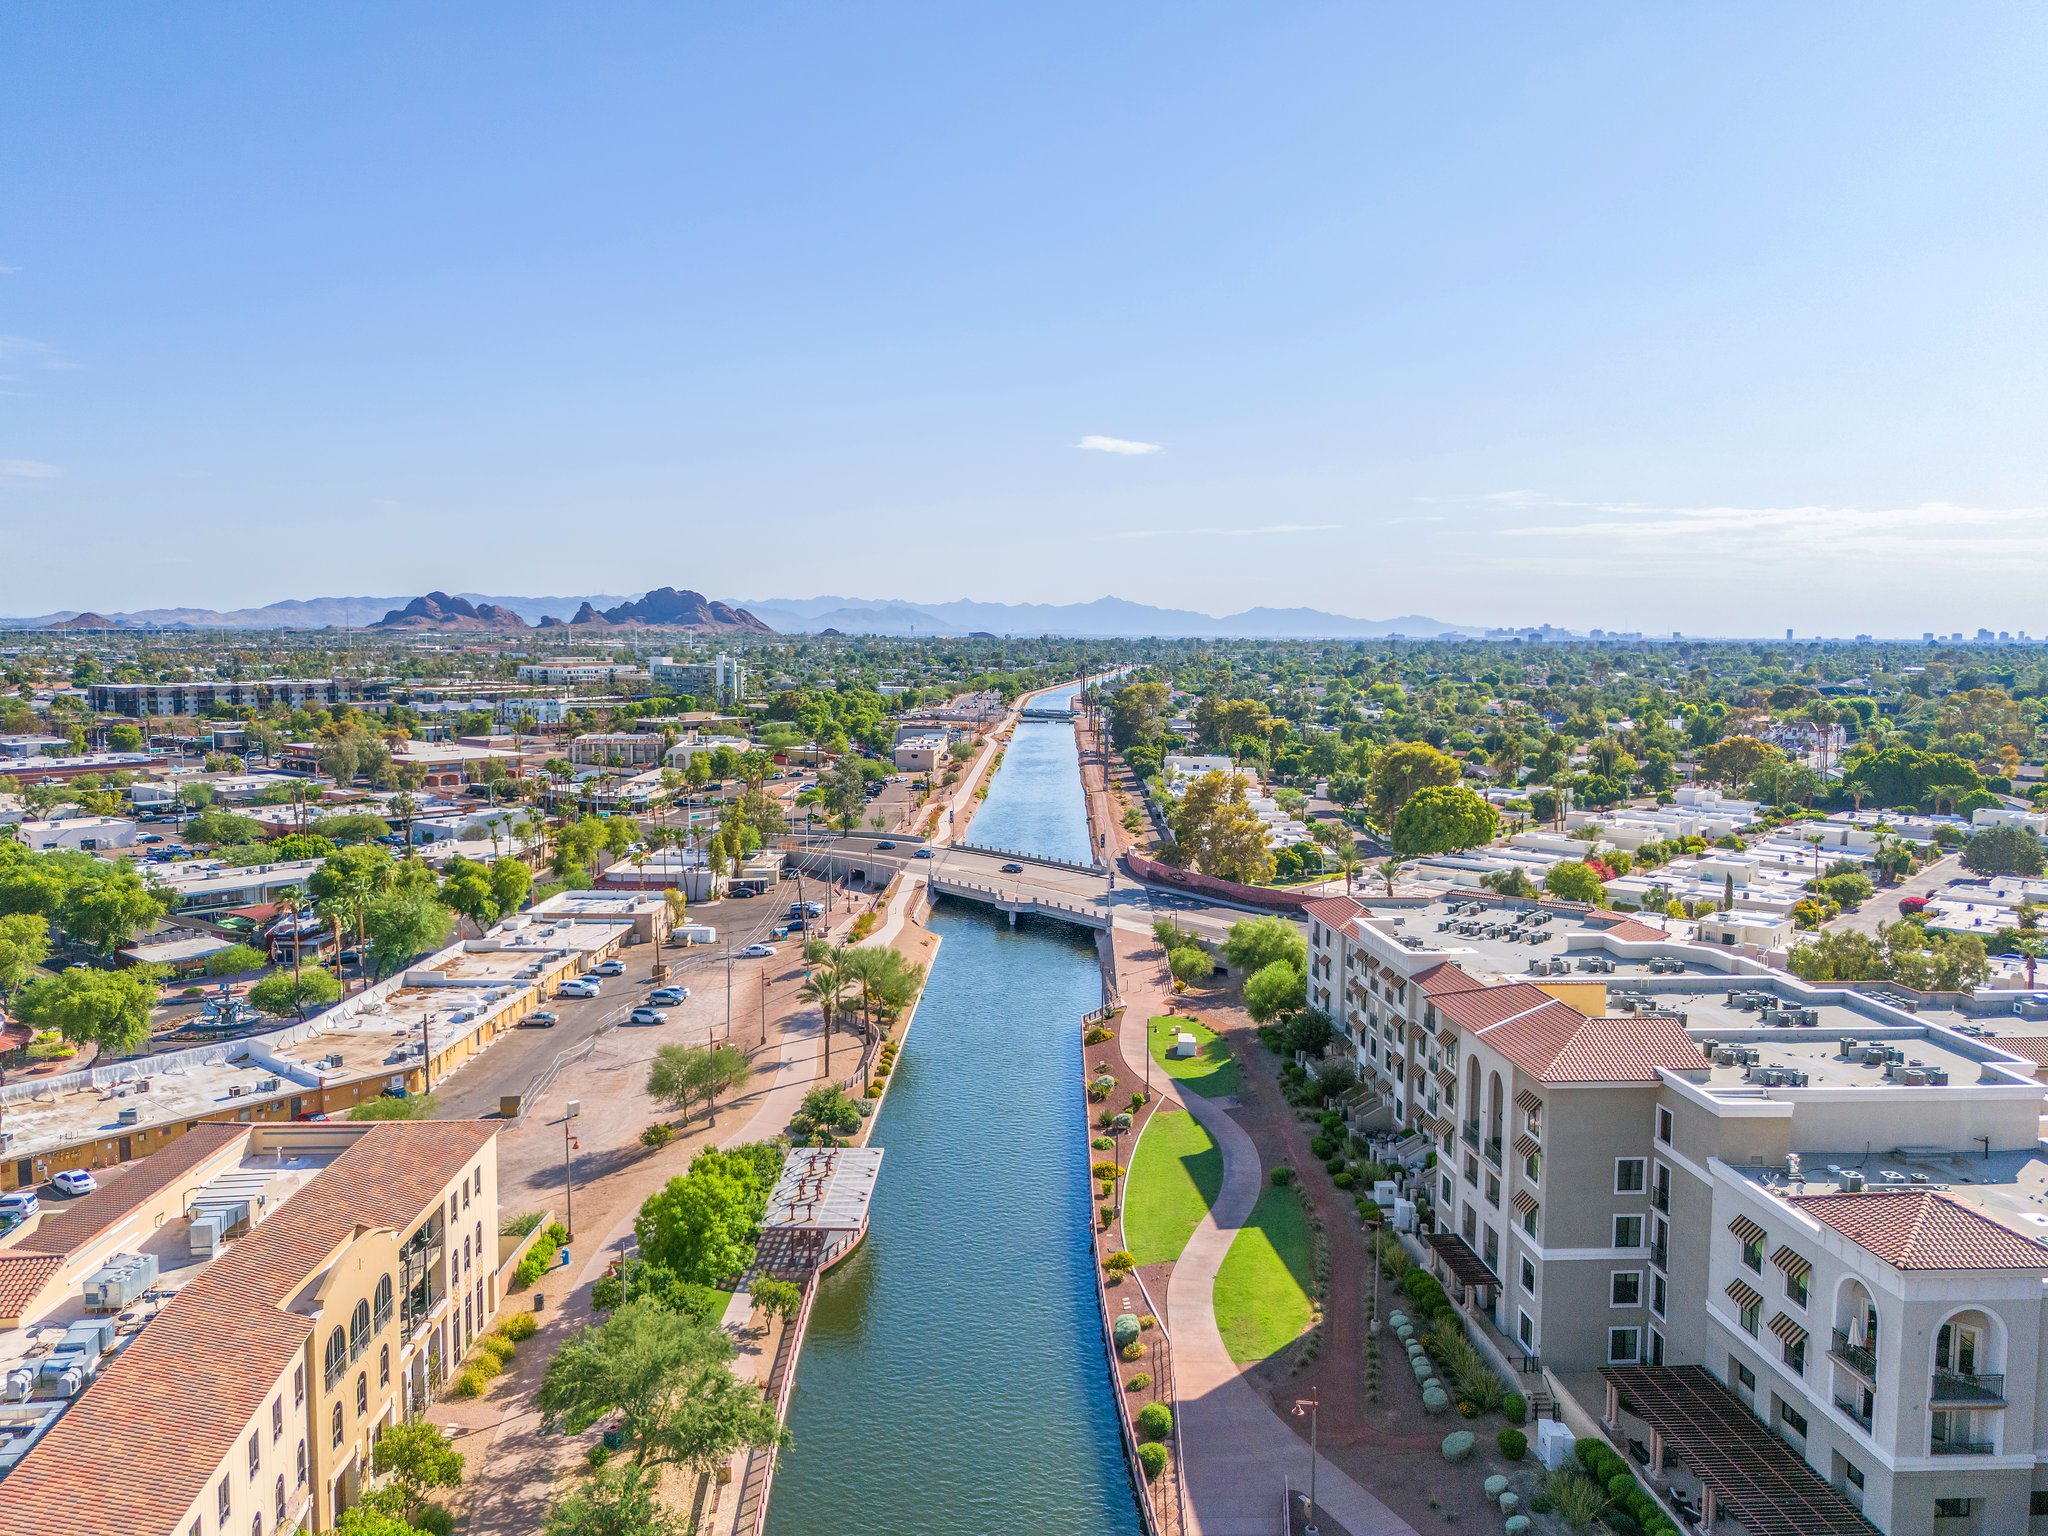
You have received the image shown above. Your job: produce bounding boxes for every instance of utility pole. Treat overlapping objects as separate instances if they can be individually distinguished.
[724,942,734,1041]
[420,1010,436,1093]
[562,1100,581,1237]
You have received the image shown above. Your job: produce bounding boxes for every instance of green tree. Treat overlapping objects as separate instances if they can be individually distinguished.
[1962,825,2046,877]
[749,1278,801,1324]
[489,856,535,916]
[542,1465,684,1536]
[1168,770,1276,885]
[1542,860,1606,905]
[1221,915,1307,975]
[203,942,269,976]
[1390,784,1500,859]
[184,809,265,848]
[0,912,50,996]
[1167,945,1211,985]
[59,862,172,956]
[1366,742,1462,825]
[1243,958,1307,1023]
[364,888,455,976]
[636,1165,763,1286]
[248,966,344,1018]
[1108,680,1171,750]
[370,1419,465,1527]
[13,965,162,1054]
[348,1091,439,1121]
[438,856,501,935]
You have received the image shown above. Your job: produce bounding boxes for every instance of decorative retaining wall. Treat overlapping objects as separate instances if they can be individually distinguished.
[1124,851,1314,914]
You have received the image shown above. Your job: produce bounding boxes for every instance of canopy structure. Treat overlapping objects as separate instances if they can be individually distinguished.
[753,1147,883,1278]
[1426,1229,1499,1293]
[1601,1365,1880,1536]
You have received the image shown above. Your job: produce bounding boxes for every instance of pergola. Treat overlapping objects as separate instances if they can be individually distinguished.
[752,1146,884,1278]
[1426,1230,1500,1301]
[1600,1365,1880,1536]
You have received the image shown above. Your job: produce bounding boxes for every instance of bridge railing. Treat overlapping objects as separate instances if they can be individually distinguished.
[926,874,1110,929]
[951,840,1104,875]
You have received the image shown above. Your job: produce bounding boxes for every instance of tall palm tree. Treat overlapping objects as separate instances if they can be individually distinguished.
[797,948,848,1078]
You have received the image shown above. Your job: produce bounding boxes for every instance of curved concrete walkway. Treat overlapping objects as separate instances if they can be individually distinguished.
[1167,1083,1414,1536]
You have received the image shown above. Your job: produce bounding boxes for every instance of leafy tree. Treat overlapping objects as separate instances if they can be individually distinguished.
[647,1042,753,1125]
[203,942,269,976]
[542,1465,684,1536]
[1390,784,1500,859]
[1221,915,1306,975]
[348,1091,439,1121]
[248,966,344,1018]
[370,1419,464,1527]
[1962,825,2045,877]
[490,856,534,916]
[1480,867,1537,898]
[1168,770,1276,885]
[13,965,162,1053]
[0,912,50,996]
[267,832,337,862]
[749,1278,801,1323]
[310,844,397,957]
[1243,958,1307,1023]
[60,862,172,956]
[1542,860,1606,905]
[1366,742,1461,825]
[334,1503,420,1536]
[1167,945,1210,985]
[636,1159,767,1286]
[438,856,502,935]
[1696,735,1783,788]
[364,888,455,976]
[788,1082,861,1143]
[309,812,393,845]
[184,809,265,848]
[1108,680,1171,750]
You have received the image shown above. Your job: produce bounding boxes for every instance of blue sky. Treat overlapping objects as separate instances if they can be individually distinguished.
[4,4,2046,633]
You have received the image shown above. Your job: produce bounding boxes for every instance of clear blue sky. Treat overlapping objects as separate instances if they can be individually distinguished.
[4,4,2046,633]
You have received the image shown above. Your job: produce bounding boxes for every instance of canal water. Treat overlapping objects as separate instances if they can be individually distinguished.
[767,684,1142,1536]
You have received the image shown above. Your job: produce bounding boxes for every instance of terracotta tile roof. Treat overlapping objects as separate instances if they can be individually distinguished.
[0,1253,64,1321]
[0,1121,499,1536]
[1591,916,1670,943]
[1413,960,1487,998]
[1477,1005,1709,1085]
[18,1124,249,1259]
[1984,1034,2048,1071]
[1432,981,1559,1031]
[1788,1190,2048,1271]
[1303,895,1366,932]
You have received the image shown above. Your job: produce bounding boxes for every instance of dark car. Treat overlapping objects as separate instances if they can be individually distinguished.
[1001,862,1024,874]
[876,840,897,850]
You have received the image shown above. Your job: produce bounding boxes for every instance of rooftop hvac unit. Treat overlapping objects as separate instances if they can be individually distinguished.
[1900,1068,1928,1086]
[83,1252,159,1313]
[1840,1170,1866,1192]
[41,1366,83,1398]
[4,1367,34,1403]
[1861,1046,1889,1065]
[257,1077,281,1093]
[1714,1046,1739,1066]
[1840,1037,1860,1056]
[325,1054,344,1069]
[225,1085,244,1098]
[1927,1068,1951,1086]
[189,1213,226,1257]
[115,1107,139,1126]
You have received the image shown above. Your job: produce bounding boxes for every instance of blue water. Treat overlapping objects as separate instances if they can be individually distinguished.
[966,684,1094,866]
[766,678,1140,1536]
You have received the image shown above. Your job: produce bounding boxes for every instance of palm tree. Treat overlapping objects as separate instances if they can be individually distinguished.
[1334,842,1363,896]
[797,948,848,1078]
[278,892,310,1012]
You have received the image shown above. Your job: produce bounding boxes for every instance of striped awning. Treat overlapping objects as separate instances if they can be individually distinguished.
[1437,1027,1459,1050]
[1772,1246,1812,1280]
[1436,1063,1457,1086]
[1725,1278,1762,1312]
[1430,1116,1455,1142]
[1511,1189,1539,1217]
[1515,1088,1543,1113]
[1728,1215,1766,1246]
[1513,1134,1540,1159]
[1768,1312,1808,1349]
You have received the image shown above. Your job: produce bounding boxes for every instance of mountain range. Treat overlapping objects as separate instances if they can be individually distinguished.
[0,591,1474,638]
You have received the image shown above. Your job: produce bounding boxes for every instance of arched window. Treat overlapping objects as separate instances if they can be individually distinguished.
[355,1371,368,1416]
[274,1475,286,1524]
[252,1515,262,1536]
[295,1440,307,1485]
[330,1402,342,1449]
[379,1344,390,1388]
[323,1327,347,1388]
[373,1274,394,1331]
[350,1298,371,1359]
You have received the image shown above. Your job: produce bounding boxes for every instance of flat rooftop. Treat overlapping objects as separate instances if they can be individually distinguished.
[1689,1026,1991,1093]
[1380,894,1685,983]
[1739,1145,2048,1255]
[149,858,325,897]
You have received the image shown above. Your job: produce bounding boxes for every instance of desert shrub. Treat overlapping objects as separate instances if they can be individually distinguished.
[1546,1467,1609,1529]
[1119,1339,1145,1360]
[1084,1024,1114,1045]
[1126,1372,1152,1392]
[1103,1249,1135,1275]
[1269,1166,1297,1187]
[1503,1391,1527,1424]
[500,1311,539,1341]
[477,1332,516,1365]
[1498,1427,1527,1460]
[1092,1135,1114,1151]
[1310,1136,1335,1159]
[1138,1314,1156,1330]
[1332,1170,1355,1189]
[1324,1156,1345,1174]
[1092,1161,1124,1182]
[1137,1441,1168,1479]
[640,1123,676,1150]
[1135,1402,1174,1441]
[1113,1314,1142,1351]
[450,1366,489,1399]
[501,1212,544,1237]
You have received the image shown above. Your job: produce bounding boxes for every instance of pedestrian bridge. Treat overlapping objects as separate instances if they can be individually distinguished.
[1017,705,1075,721]
[926,871,1112,930]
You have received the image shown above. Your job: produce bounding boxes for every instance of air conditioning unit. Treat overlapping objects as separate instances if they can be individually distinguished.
[257,1077,281,1093]
[116,1107,140,1126]
[226,1085,245,1099]
[1840,1169,1866,1192]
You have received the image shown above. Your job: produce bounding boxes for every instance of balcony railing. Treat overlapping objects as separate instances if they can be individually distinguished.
[1483,1136,1503,1169]
[1651,1184,1670,1214]
[1930,1434,1995,1456]
[1829,1330,1878,1381]
[1931,1370,2006,1406]
[373,1298,394,1335]
[1462,1121,1481,1147]
[1832,1396,1872,1432]
[1648,1241,1668,1272]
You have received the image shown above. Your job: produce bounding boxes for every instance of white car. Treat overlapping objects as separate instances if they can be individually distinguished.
[628,1006,669,1026]
[0,1191,39,1221]
[558,979,602,999]
[592,959,627,977]
[50,1169,97,1198]
[740,943,776,959]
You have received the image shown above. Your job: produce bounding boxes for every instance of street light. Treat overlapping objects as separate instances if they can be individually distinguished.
[1292,1388,1320,1536]
[562,1099,581,1239]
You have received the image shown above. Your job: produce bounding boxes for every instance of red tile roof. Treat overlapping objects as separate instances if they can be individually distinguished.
[1415,961,1488,998]
[1594,917,1670,943]
[1432,981,1562,1032]
[1303,895,1366,932]
[0,1253,63,1321]
[0,1120,500,1536]
[16,1123,249,1259]
[1789,1190,2048,1271]
[1476,1005,1709,1084]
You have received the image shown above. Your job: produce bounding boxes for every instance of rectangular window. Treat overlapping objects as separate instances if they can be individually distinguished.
[1742,1235,1764,1272]
[1441,1174,1453,1205]
[1524,1151,1541,1183]
[1648,1328,1665,1366]
[1464,1153,1479,1186]
[1786,1269,1809,1308]
[1656,1106,1673,1144]
[1610,1272,1642,1307]
[294,1364,304,1406]
[1732,1359,1756,1401]
[1520,1257,1536,1295]
[1607,1328,1641,1364]
[1651,1273,1666,1317]
[218,1478,231,1524]
[1614,1215,1643,1249]
[2032,1491,2048,1517]
[1934,1497,1974,1518]
[1614,1158,1646,1193]
[1776,1398,1808,1440]
[1844,1462,1864,1492]
[1740,1301,1760,1337]
[272,1397,283,1441]
[1783,1334,1806,1375]
[1518,1310,1535,1347]
[1485,1172,1500,1209]
[248,1430,260,1477]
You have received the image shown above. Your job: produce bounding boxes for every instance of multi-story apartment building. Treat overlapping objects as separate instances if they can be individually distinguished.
[0,1119,502,1535]
[649,652,745,704]
[1307,891,2048,1536]
[568,731,667,767]
[89,679,394,718]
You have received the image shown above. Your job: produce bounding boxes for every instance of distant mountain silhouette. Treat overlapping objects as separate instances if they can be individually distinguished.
[570,588,774,632]
[42,611,124,631]
[370,592,530,631]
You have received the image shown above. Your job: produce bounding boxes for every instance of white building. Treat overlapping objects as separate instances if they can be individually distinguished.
[13,816,138,853]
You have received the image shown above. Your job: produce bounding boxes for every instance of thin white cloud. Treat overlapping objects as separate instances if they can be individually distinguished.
[0,267,20,277]
[1118,522,1340,540]
[1076,434,1163,456]
[0,458,60,481]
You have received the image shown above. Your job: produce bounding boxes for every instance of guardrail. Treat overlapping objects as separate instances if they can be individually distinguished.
[927,874,1111,929]
[734,1273,819,1536]
[951,840,1104,875]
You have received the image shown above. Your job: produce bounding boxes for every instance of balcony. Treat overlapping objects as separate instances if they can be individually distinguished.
[1931,1370,2006,1406]
[1829,1330,1878,1381]
[1648,1240,1668,1271]
[1930,1434,1996,1456]
[1832,1396,1872,1433]
[1461,1121,1481,1148]
[1650,1184,1670,1214]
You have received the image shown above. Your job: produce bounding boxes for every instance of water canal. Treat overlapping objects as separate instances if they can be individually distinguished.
[766,686,1142,1536]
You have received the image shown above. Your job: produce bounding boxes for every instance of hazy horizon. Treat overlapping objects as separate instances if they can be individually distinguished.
[5,5,2046,631]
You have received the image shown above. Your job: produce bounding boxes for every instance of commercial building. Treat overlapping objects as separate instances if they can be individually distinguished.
[892,731,947,773]
[569,732,667,767]
[649,652,745,704]
[0,1119,503,1533]
[13,816,137,853]
[88,678,394,719]
[513,660,648,686]
[1307,892,2048,1535]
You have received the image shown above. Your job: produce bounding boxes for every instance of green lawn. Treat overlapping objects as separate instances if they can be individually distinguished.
[1122,1108,1223,1265]
[1213,1186,1315,1362]
[1148,1015,1242,1098]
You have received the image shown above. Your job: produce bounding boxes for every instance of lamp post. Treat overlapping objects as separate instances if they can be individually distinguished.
[1292,1388,1320,1535]
[420,1009,436,1093]
[724,943,734,1042]
[562,1099,581,1238]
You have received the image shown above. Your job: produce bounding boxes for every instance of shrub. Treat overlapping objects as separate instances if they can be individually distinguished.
[1103,1249,1135,1275]
[585,1443,611,1469]
[450,1366,489,1399]
[1084,1024,1114,1045]
[1324,1156,1345,1175]
[415,1505,455,1536]
[1138,1314,1156,1330]
[1309,1136,1335,1159]
[499,1310,539,1342]
[1100,1203,1118,1225]
[1270,1166,1296,1186]
[477,1333,516,1364]
[501,1212,544,1237]
[1332,1170,1355,1190]
[1092,1135,1114,1151]
[1441,1430,1474,1463]
[639,1123,676,1149]
[1113,1314,1142,1351]
[1119,1339,1145,1360]
[1126,1372,1152,1392]
[1546,1467,1609,1529]
[1136,1441,1168,1480]
[1498,1428,1527,1461]
[1135,1402,1174,1441]
[1092,1161,1124,1182]
[1503,1391,1527,1424]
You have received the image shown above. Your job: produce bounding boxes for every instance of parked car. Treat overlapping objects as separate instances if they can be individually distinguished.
[649,986,689,1005]
[730,887,758,899]
[49,1169,97,1198]
[740,943,776,959]
[592,958,626,977]
[521,1010,559,1028]
[1001,862,1024,874]
[914,847,934,859]
[558,979,602,999]
[0,1191,40,1221]
[628,1006,669,1026]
